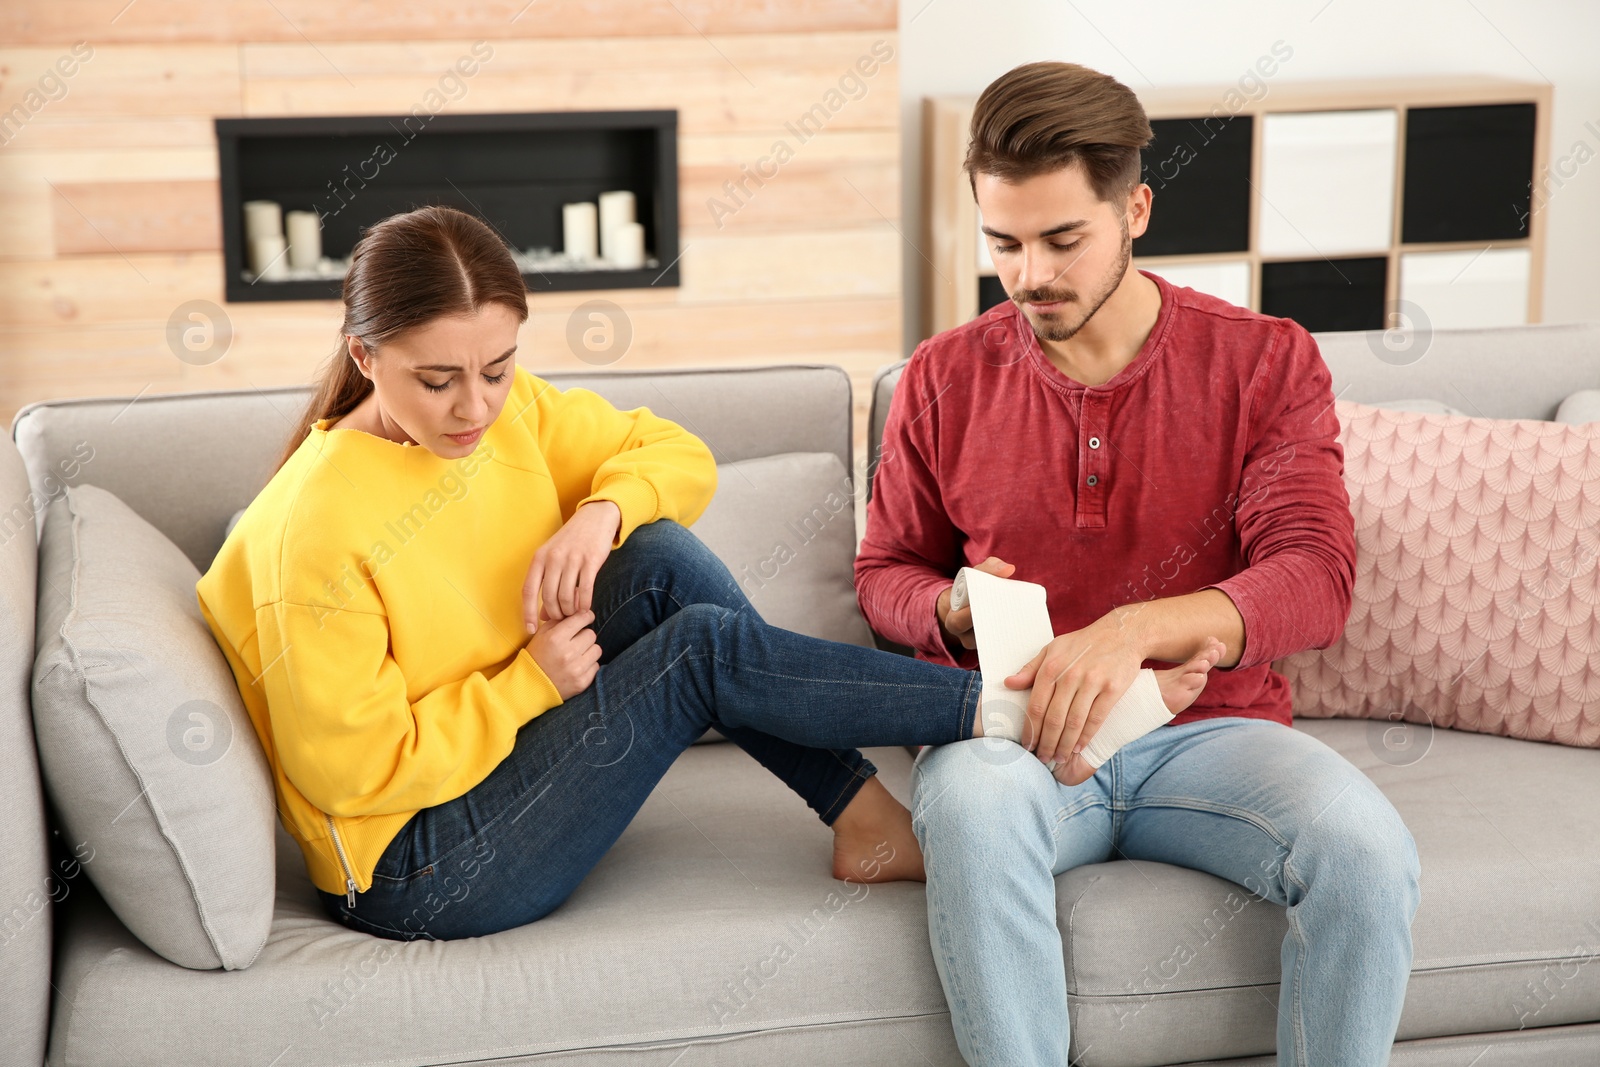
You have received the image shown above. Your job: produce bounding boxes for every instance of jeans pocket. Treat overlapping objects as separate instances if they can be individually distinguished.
[369,862,436,888]
[368,816,432,885]
[336,904,439,942]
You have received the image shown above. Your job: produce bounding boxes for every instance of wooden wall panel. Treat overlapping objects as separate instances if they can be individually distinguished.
[0,233,898,331]
[0,45,242,119]
[0,147,216,258]
[0,1,895,45]
[0,300,897,422]
[51,179,220,254]
[0,118,217,151]
[238,34,898,134]
[0,23,902,465]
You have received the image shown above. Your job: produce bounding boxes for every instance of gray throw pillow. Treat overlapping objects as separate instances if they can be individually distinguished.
[34,484,276,970]
[689,451,874,648]
[1555,389,1600,425]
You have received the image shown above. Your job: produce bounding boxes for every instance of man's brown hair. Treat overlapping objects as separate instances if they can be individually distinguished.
[965,61,1153,205]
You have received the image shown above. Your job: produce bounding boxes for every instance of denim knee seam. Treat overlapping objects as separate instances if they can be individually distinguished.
[1124,796,1294,857]
[595,585,681,639]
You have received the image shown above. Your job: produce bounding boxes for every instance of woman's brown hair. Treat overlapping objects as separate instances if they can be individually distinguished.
[964,61,1153,205]
[272,204,530,475]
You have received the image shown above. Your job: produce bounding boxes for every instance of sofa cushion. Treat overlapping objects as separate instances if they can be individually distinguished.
[689,451,873,649]
[1277,400,1600,749]
[45,722,1600,1066]
[1057,718,1600,1065]
[46,744,970,1065]
[1556,389,1600,425]
[33,483,277,970]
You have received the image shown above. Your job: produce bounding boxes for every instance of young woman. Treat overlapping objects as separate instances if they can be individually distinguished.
[196,205,1214,942]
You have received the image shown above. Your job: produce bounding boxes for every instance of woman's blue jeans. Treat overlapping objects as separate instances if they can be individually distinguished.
[316,517,982,941]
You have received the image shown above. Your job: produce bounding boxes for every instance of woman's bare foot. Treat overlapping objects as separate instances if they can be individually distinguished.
[1050,637,1227,786]
[830,775,926,883]
[1154,636,1226,714]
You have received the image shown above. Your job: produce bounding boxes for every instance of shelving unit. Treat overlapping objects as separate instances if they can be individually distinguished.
[923,77,1551,340]
[215,110,679,303]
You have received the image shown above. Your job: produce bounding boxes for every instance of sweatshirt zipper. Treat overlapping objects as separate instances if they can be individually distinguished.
[325,812,358,908]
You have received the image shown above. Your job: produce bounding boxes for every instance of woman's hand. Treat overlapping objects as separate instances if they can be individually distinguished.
[525,610,601,700]
[523,500,621,634]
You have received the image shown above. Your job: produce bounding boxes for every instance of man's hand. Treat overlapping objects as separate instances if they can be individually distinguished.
[1003,615,1148,767]
[523,500,622,634]
[935,556,1015,651]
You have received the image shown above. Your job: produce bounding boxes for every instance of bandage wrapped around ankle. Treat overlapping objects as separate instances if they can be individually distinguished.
[950,567,1174,769]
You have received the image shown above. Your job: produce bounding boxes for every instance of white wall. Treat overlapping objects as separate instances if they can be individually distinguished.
[899,0,1600,355]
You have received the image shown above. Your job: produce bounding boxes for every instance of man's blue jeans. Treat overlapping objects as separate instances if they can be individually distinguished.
[316,518,981,940]
[911,720,1422,1067]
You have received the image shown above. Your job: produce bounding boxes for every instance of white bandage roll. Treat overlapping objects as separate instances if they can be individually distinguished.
[949,567,1174,772]
[949,567,1052,750]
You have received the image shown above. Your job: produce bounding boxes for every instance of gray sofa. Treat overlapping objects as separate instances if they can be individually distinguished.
[3,323,1599,1066]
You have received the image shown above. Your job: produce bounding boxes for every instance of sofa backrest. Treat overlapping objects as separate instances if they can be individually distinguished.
[865,321,1600,499]
[0,432,51,1067]
[12,364,855,576]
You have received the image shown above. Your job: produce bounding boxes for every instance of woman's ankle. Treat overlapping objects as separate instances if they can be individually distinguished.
[830,777,926,883]
[831,773,889,835]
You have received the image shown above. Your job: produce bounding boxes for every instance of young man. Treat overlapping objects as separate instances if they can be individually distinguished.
[854,61,1420,1066]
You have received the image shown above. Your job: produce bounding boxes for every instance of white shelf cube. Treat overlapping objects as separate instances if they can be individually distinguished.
[1142,260,1251,310]
[1259,110,1398,257]
[1399,247,1530,329]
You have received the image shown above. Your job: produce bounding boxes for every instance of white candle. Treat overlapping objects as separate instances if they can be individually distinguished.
[609,221,645,270]
[285,210,322,269]
[597,190,636,262]
[562,202,598,261]
[250,234,289,280]
[243,200,282,244]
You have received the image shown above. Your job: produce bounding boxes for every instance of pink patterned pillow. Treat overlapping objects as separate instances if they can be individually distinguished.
[1276,399,1600,748]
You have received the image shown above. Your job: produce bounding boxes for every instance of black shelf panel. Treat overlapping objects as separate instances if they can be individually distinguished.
[1135,114,1253,256]
[1401,103,1536,244]
[215,110,679,303]
[978,274,1010,314]
[1260,257,1388,333]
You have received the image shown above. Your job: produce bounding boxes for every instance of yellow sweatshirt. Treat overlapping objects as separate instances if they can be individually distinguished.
[196,365,717,903]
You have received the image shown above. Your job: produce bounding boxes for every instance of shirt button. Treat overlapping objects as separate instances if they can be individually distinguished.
[1086,474,1099,487]
[1089,436,1101,449]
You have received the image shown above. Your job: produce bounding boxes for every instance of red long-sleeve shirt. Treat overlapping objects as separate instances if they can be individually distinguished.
[855,269,1357,727]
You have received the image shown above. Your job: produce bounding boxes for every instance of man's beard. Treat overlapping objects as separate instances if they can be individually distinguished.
[1013,218,1131,343]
